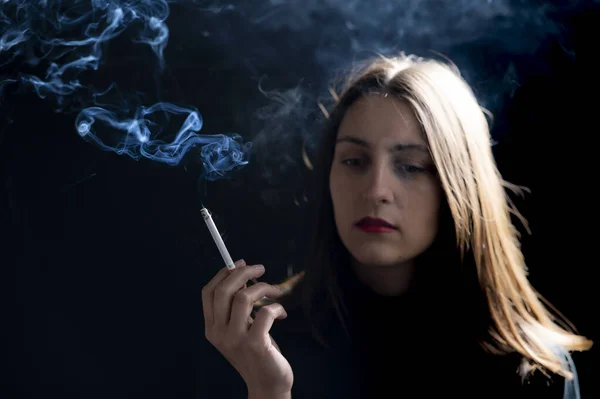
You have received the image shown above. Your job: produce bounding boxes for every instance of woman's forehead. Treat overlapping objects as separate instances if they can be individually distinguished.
[338,96,426,148]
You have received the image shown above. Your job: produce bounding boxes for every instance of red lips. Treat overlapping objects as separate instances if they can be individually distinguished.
[355,217,397,229]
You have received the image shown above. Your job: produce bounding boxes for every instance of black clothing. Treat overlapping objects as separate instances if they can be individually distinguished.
[200,265,566,398]
[270,266,565,398]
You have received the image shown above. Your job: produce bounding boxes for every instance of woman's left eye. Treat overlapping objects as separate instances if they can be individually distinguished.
[394,164,430,180]
[396,164,426,174]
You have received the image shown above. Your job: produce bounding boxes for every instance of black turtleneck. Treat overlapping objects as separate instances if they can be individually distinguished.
[270,265,566,399]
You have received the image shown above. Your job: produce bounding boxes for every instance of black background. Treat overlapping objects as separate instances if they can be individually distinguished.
[2,1,598,397]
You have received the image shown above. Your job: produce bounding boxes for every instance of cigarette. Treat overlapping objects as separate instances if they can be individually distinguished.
[201,207,235,271]
[201,207,260,288]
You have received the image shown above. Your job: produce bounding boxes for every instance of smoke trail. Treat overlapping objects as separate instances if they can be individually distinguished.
[75,103,251,181]
[189,0,576,76]
[1,0,251,178]
[0,0,589,188]
[177,0,583,191]
[1,1,170,99]
[250,79,318,187]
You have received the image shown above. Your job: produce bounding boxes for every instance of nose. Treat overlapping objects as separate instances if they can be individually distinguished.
[362,161,394,205]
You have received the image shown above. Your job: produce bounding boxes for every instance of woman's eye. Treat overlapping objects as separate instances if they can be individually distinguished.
[341,157,429,178]
[398,164,425,173]
[395,164,427,178]
[342,158,362,167]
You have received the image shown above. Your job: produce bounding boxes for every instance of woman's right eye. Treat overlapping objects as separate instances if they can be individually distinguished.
[342,158,362,167]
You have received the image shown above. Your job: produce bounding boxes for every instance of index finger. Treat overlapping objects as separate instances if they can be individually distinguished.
[201,259,246,327]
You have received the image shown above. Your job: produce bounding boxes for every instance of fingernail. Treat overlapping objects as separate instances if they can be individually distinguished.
[253,264,265,270]
[236,259,246,266]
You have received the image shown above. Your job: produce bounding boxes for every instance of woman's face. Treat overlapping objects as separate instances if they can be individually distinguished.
[329,95,442,271]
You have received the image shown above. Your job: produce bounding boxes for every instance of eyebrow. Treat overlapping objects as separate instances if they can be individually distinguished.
[335,136,429,153]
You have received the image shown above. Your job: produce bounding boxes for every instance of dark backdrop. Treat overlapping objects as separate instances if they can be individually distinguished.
[2,1,598,398]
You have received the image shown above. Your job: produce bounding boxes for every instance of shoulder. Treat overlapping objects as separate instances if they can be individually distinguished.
[468,352,566,399]
[515,372,566,399]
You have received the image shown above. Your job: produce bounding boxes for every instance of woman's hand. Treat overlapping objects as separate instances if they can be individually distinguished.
[202,259,294,396]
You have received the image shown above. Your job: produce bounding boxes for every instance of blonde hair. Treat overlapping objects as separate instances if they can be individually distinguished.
[366,53,593,380]
[260,52,592,383]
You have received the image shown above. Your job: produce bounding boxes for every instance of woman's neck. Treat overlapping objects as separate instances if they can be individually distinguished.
[349,258,416,297]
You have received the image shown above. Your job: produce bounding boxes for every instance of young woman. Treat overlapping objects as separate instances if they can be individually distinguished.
[201,53,593,399]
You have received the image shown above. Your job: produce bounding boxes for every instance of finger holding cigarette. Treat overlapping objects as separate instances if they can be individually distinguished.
[201,259,293,395]
[200,206,293,395]
[212,263,274,328]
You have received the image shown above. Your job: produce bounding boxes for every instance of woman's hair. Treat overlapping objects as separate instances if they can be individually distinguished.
[259,52,593,382]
